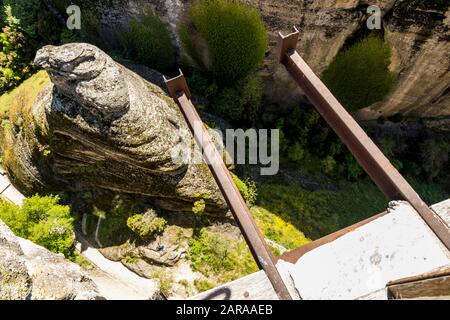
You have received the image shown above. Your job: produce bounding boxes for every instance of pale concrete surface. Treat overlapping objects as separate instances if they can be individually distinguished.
[289,201,450,300]
[192,270,279,300]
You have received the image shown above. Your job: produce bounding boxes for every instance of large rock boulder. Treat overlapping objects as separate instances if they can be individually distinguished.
[0,220,102,300]
[4,43,227,215]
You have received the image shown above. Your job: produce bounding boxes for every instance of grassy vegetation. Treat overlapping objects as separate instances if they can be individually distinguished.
[188,229,258,284]
[0,70,49,120]
[182,0,267,84]
[251,206,311,250]
[194,279,215,293]
[322,35,396,111]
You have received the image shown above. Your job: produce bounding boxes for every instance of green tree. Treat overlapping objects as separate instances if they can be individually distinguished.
[127,209,166,240]
[322,35,396,111]
[0,195,74,256]
[0,24,32,93]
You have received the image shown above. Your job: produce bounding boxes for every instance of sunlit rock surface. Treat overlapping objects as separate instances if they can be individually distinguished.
[5,43,227,215]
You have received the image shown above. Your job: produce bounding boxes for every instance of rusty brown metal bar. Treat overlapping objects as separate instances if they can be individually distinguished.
[164,70,293,300]
[277,27,450,251]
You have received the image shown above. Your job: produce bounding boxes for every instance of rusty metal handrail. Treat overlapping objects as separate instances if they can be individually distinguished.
[277,27,450,251]
[164,71,293,300]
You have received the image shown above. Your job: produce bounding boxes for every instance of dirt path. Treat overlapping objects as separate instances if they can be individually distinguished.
[76,234,159,300]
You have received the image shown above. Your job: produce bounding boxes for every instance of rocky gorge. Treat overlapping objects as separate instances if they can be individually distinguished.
[0,0,449,300]
[81,0,450,129]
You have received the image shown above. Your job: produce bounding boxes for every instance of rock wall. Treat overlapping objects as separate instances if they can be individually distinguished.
[0,220,102,300]
[358,2,450,126]
[92,0,449,126]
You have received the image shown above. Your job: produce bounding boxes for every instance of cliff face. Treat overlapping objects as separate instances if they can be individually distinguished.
[93,0,449,127]
[359,1,450,127]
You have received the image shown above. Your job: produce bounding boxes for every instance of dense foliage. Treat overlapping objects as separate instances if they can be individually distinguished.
[2,0,41,37]
[257,178,448,240]
[182,0,267,84]
[277,105,365,180]
[0,5,35,94]
[186,70,264,125]
[188,229,258,283]
[0,195,74,256]
[322,36,396,111]
[231,172,257,206]
[0,25,29,93]
[120,9,175,71]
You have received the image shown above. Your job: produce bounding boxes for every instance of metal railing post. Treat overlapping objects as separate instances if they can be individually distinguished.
[164,70,293,300]
[277,27,450,250]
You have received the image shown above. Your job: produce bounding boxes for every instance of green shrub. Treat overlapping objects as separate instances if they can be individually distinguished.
[126,209,167,240]
[231,173,257,206]
[191,192,211,216]
[343,153,364,181]
[322,35,396,111]
[121,8,175,71]
[0,195,74,256]
[192,199,206,216]
[182,0,267,84]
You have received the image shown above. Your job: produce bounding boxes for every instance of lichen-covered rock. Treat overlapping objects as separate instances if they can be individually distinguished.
[0,220,102,300]
[100,224,189,271]
[5,43,227,215]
